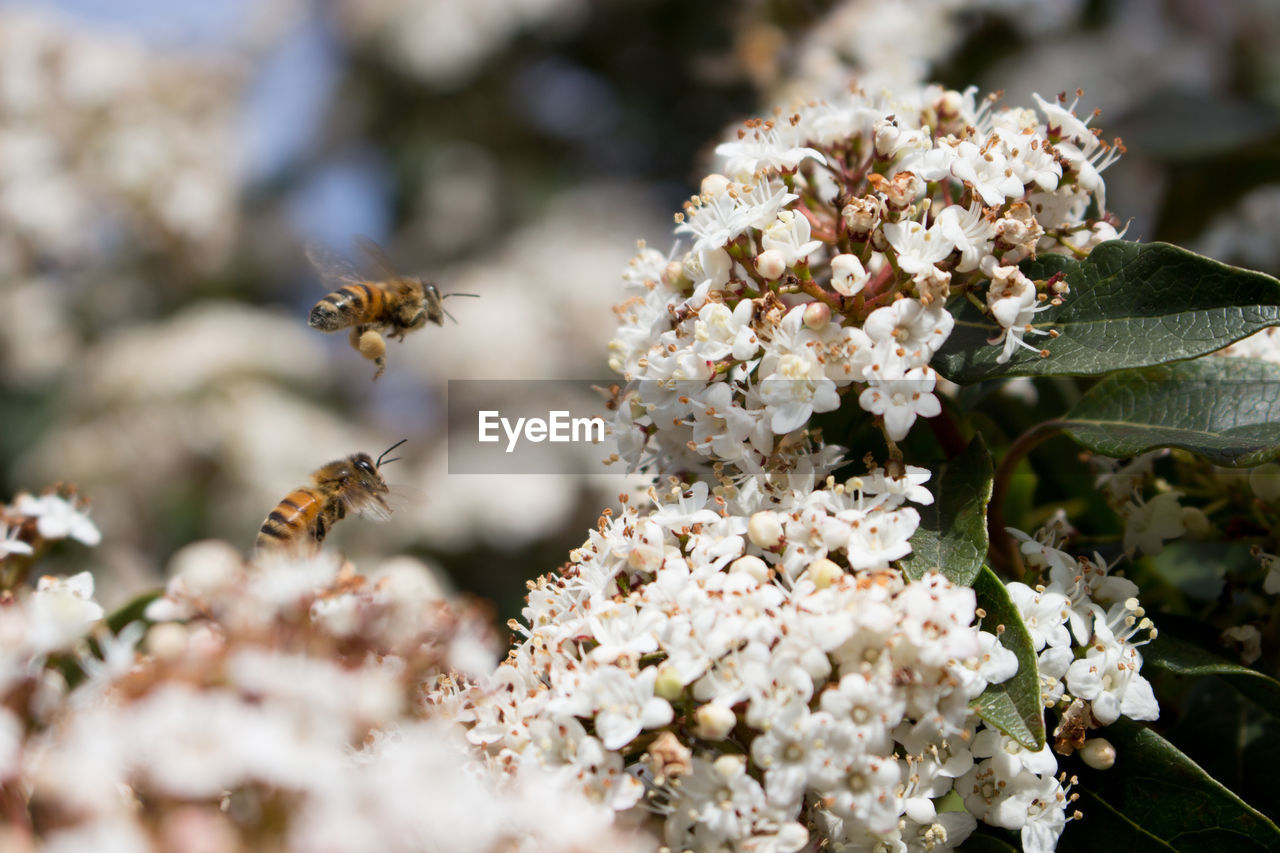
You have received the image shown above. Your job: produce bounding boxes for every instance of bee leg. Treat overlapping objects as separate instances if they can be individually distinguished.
[355,328,387,380]
[403,306,427,334]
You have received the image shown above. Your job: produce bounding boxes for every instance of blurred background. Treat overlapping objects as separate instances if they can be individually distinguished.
[1,0,1279,622]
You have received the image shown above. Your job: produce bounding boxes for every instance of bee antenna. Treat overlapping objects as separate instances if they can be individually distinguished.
[377,438,408,468]
[440,292,478,324]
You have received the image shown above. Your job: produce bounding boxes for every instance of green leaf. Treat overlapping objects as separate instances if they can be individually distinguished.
[1061,788,1177,851]
[1069,718,1280,851]
[1144,632,1280,719]
[934,241,1280,383]
[970,566,1044,750]
[958,829,1021,852]
[1058,357,1280,466]
[900,435,992,586]
[105,589,162,635]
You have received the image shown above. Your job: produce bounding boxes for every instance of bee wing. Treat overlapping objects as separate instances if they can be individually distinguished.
[343,488,394,523]
[354,235,407,282]
[305,241,364,286]
[385,483,426,512]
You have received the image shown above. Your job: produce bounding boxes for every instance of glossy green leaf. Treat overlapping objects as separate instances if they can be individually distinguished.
[1061,789,1178,851]
[1058,357,1280,466]
[1069,718,1280,851]
[901,435,992,587]
[934,241,1280,383]
[970,566,1044,750]
[1144,632,1280,719]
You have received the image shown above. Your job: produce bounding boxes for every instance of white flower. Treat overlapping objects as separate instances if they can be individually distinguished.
[761,209,823,266]
[587,666,673,750]
[859,366,941,441]
[862,298,954,368]
[12,493,101,545]
[758,353,840,433]
[1064,621,1158,725]
[693,299,760,362]
[1005,582,1071,650]
[949,139,1025,206]
[882,218,954,274]
[0,520,33,557]
[1121,491,1186,556]
[668,755,768,846]
[715,119,826,179]
[971,728,1058,780]
[28,571,104,654]
[935,202,995,272]
[676,179,795,255]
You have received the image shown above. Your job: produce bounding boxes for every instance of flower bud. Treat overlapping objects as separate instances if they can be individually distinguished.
[1249,463,1280,502]
[729,554,770,583]
[712,753,746,781]
[803,302,830,330]
[1079,737,1116,770]
[693,702,738,740]
[146,622,189,661]
[701,173,731,197]
[756,248,786,280]
[747,511,784,548]
[661,260,687,289]
[830,253,869,297]
[804,557,844,589]
[1180,506,1210,538]
[654,663,685,701]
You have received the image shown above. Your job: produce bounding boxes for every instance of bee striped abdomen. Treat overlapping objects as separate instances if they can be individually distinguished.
[256,488,325,553]
[309,282,386,331]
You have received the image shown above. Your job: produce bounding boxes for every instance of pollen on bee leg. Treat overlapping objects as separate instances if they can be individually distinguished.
[357,329,386,362]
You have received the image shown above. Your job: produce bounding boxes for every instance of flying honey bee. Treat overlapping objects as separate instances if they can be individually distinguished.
[306,237,476,380]
[254,439,406,556]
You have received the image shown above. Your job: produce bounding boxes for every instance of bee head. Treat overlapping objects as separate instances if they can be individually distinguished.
[349,453,388,493]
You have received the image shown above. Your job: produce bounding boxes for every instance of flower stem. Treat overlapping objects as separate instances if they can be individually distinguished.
[989,420,1065,578]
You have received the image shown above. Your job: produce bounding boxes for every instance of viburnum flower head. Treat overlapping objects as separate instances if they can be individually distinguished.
[609,81,1119,476]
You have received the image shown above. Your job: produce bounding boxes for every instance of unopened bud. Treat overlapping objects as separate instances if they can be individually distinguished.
[756,249,786,280]
[803,302,831,330]
[146,622,189,661]
[804,557,844,588]
[654,663,685,701]
[729,554,770,583]
[701,173,731,197]
[1079,738,1116,770]
[830,253,868,297]
[661,260,686,289]
[1249,463,1280,502]
[694,702,738,740]
[1181,506,1210,538]
[747,511,784,548]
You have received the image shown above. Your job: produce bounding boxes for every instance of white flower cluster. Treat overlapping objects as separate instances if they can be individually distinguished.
[448,476,1088,851]
[0,8,240,274]
[3,541,652,853]
[0,489,102,586]
[609,84,1121,479]
[1006,521,1159,733]
[440,79,1155,853]
[332,0,586,89]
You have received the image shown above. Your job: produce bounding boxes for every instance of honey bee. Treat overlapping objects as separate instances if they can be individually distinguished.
[255,439,406,555]
[306,236,476,380]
